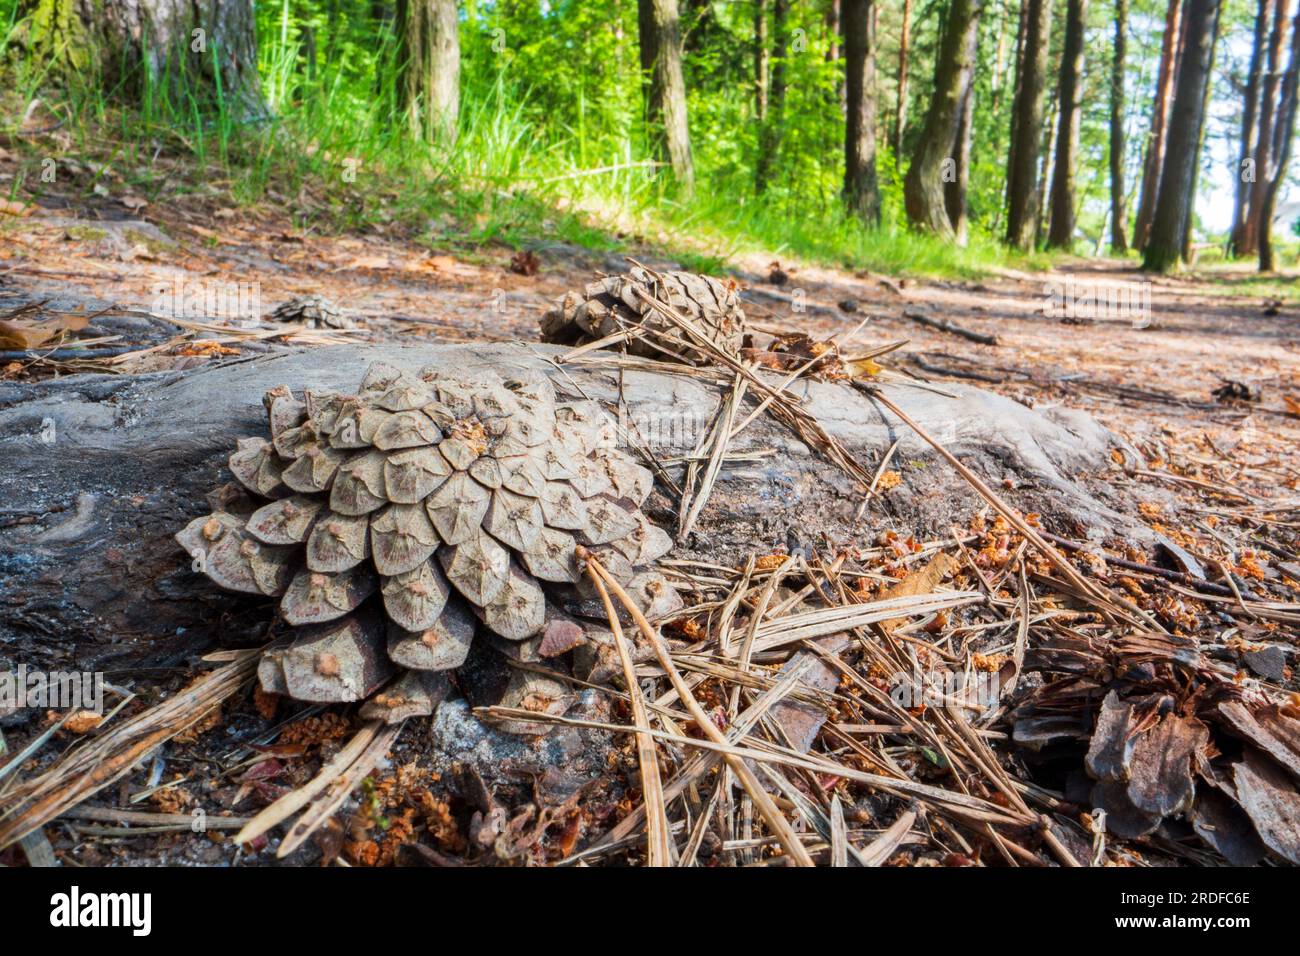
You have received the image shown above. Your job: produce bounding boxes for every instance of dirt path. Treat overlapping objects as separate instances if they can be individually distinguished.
[4,198,1297,487]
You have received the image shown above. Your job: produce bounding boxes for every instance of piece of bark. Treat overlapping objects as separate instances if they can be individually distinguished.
[1218,701,1300,779]
[1091,779,1162,839]
[1086,691,1138,782]
[1232,748,1300,864]
[1190,786,1267,866]
[1124,713,1209,818]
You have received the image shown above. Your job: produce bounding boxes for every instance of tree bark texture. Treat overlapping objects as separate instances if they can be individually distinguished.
[1143,0,1222,272]
[1246,0,1295,257]
[894,0,913,155]
[1004,0,1054,250]
[1109,0,1130,253]
[1260,3,1300,270]
[1133,0,1185,250]
[1047,0,1088,249]
[13,0,262,113]
[843,0,882,224]
[755,0,789,193]
[1230,0,1273,256]
[639,0,696,193]
[396,0,460,144]
[903,0,982,237]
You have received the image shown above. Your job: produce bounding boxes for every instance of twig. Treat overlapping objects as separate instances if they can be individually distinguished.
[901,309,1000,345]
[586,563,674,866]
[580,549,817,867]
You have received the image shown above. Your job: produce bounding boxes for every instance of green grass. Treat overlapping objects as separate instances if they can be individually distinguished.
[0,1,1056,282]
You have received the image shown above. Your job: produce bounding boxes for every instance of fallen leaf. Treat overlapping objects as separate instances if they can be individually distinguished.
[0,313,89,350]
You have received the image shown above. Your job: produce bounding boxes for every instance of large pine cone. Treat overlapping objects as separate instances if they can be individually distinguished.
[176,362,679,727]
[540,265,745,363]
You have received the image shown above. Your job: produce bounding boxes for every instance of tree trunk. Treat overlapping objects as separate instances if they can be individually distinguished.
[903,0,983,237]
[756,0,789,193]
[1046,0,1088,249]
[1036,84,1058,246]
[1109,0,1130,253]
[843,0,881,224]
[754,0,769,122]
[1261,2,1300,270]
[945,33,978,245]
[1246,0,1292,256]
[639,0,696,193]
[395,0,460,145]
[894,0,913,155]
[1230,0,1272,257]
[991,4,1008,114]
[1181,9,1221,260]
[1143,0,1222,272]
[1132,0,1185,250]
[13,0,262,114]
[1004,0,1054,250]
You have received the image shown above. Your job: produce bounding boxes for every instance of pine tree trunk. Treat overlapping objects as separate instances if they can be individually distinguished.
[1036,85,1058,246]
[13,0,262,114]
[1046,0,1088,249]
[1132,0,1185,250]
[1230,0,1272,256]
[945,27,979,245]
[1004,0,1054,250]
[1143,0,1222,272]
[754,0,769,122]
[639,0,696,193]
[1109,0,1130,253]
[1260,3,1300,270]
[894,0,913,155]
[756,0,789,193]
[903,0,983,237]
[1245,0,1291,256]
[843,0,881,224]
[1181,9,1221,259]
[396,0,460,144]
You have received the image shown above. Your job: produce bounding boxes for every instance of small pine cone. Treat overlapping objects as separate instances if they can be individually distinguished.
[540,265,745,364]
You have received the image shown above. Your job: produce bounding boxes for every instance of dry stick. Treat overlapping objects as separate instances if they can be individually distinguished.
[857,810,918,866]
[900,309,1001,345]
[588,622,846,855]
[0,729,57,867]
[727,349,827,440]
[275,721,405,858]
[581,550,816,867]
[857,384,1154,629]
[502,704,1030,827]
[680,373,747,540]
[586,565,674,867]
[235,720,388,847]
[0,656,256,849]
[1040,530,1237,597]
[681,778,726,867]
[630,286,877,488]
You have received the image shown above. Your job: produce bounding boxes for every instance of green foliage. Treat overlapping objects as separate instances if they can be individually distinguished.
[0,0,1079,278]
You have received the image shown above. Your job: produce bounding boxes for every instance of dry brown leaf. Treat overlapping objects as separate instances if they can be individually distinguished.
[0,313,89,350]
[878,552,958,634]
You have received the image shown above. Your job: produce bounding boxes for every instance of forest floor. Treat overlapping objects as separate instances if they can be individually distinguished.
[2,175,1299,867]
